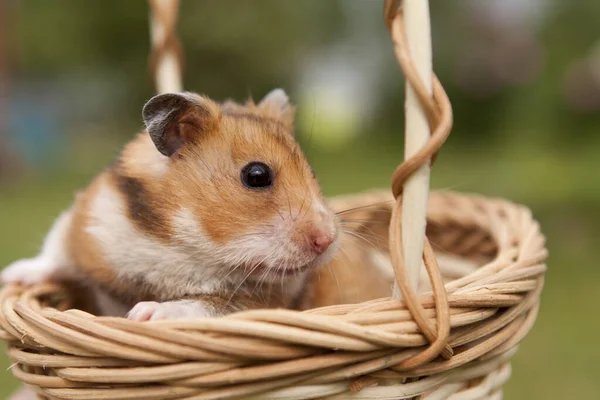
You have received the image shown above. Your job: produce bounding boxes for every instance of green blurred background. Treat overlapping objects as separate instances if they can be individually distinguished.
[1,0,599,398]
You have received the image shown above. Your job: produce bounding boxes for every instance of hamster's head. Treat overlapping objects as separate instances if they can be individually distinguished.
[142,89,339,282]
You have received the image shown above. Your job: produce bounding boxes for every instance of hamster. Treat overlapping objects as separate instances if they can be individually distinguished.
[1,88,341,321]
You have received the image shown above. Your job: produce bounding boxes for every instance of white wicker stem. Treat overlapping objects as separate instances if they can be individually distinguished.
[149,0,182,94]
[397,0,434,297]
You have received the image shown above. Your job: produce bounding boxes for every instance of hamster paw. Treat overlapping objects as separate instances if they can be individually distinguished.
[8,386,38,400]
[126,300,213,321]
[1,257,58,285]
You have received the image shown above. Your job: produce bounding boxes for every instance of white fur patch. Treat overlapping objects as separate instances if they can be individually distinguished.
[259,88,289,110]
[173,207,295,278]
[7,386,38,400]
[1,210,77,285]
[1,257,59,285]
[312,198,329,217]
[127,300,213,321]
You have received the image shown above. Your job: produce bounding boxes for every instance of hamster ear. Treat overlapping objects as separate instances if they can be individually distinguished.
[259,88,289,109]
[142,92,220,157]
[258,88,295,131]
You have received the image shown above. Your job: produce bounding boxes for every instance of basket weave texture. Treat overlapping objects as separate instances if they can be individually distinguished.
[0,190,547,400]
[0,1,548,399]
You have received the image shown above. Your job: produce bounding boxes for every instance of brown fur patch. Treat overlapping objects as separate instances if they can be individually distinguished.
[112,171,171,241]
[185,288,293,316]
[110,133,177,242]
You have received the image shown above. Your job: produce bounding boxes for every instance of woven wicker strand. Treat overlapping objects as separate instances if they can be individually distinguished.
[148,0,183,94]
[395,0,433,300]
[0,190,547,399]
[0,1,548,399]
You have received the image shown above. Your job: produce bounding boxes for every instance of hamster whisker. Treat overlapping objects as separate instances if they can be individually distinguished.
[217,263,243,285]
[199,158,216,179]
[339,221,387,239]
[339,218,390,224]
[251,255,278,297]
[339,223,387,244]
[279,261,287,298]
[247,250,274,279]
[342,230,381,250]
[216,251,260,284]
[253,268,271,294]
[286,194,293,221]
[426,237,454,255]
[275,209,285,222]
[327,260,342,301]
[335,200,395,216]
[295,194,309,221]
[301,197,313,222]
[227,260,265,305]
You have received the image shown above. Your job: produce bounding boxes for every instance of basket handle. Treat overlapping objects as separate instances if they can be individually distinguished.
[148,0,183,94]
[384,0,454,366]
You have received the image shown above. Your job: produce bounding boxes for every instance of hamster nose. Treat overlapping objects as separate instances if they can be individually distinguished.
[310,229,335,255]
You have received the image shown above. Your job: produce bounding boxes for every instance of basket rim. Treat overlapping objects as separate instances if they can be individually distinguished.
[0,190,547,400]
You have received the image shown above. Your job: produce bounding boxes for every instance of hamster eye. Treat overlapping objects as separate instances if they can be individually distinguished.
[241,162,273,189]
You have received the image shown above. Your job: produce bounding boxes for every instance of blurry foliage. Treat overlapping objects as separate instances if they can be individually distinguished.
[7,0,600,145]
[9,0,344,114]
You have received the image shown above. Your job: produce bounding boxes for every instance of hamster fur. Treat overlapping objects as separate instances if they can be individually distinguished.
[1,89,341,320]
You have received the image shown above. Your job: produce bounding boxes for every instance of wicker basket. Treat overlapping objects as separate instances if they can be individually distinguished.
[0,189,546,399]
[0,1,548,399]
